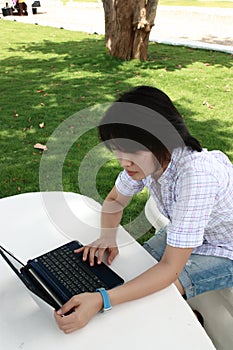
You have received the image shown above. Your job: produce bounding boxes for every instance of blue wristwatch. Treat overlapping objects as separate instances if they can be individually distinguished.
[96,288,112,312]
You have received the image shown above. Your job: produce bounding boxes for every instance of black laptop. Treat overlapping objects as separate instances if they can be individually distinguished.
[0,240,124,310]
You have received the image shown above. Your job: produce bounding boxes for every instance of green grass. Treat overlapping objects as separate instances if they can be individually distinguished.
[0,20,232,241]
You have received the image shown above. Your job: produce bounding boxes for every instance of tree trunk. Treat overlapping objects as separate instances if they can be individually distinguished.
[102,0,159,61]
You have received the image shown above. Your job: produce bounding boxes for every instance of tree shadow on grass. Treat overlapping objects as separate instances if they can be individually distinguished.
[0,29,232,198]
[1,35,232,120]
[4,34,232,82]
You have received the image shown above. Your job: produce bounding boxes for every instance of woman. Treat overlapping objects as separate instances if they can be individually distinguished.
[54,86,233,333]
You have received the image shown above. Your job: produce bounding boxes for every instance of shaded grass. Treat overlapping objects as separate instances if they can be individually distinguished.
[0,20,232,240]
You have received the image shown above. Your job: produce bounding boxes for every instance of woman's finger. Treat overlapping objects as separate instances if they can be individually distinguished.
[74,247,84,254]
[96,247,106,264]
[88,245,99,266]
[56,295,80,316]
[107,247,119,265]
[82,245,92,262]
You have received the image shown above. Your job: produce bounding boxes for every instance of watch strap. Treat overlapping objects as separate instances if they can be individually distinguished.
[96,287,112,312]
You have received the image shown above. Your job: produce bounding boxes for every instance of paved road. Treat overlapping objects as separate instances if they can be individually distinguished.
[1,1,233,54]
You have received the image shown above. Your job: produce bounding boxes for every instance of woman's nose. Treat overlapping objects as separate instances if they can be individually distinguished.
[119,158,133,167]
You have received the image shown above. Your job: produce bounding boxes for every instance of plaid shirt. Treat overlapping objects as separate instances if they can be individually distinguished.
[115,147,233,260]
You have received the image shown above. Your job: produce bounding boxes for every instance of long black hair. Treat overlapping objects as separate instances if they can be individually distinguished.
[99,86,202,165]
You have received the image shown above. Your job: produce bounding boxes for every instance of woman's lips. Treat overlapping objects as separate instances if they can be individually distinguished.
[127,171,137,176]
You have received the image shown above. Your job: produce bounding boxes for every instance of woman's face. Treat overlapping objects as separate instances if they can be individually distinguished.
[114,150,158,180]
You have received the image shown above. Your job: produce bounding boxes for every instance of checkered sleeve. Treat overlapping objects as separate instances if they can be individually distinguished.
[115,170,144,196]
[167,170,219,248]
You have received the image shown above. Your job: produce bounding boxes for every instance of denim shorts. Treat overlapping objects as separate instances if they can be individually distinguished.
[143,227,233,299]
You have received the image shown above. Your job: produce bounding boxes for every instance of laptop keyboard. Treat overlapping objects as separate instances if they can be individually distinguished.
[37,244,108,295]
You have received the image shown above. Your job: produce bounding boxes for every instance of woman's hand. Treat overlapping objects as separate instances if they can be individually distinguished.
[54,292,103,334]
[74,237,119,266]
[74,186,130,266]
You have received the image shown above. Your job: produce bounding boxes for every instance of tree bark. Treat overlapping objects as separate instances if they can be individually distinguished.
[102,0,159,61]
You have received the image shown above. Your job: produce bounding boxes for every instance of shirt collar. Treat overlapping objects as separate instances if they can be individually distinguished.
[157,147,183,184]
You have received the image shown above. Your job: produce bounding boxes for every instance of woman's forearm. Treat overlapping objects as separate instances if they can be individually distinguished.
[100,186,131,238]
[108,246,193,305]
[100,201,123,238]
[108,261,176,305]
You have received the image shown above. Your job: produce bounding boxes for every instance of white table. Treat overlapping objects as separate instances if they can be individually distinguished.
[0,192,216,350]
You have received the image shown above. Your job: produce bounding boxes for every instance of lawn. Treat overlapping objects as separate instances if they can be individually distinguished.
[0,20,232,241]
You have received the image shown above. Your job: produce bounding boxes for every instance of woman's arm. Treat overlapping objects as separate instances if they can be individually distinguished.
[76,186,132,265]
[101,185,132,236]
[55,245,193,333]
[108,245,193,304]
